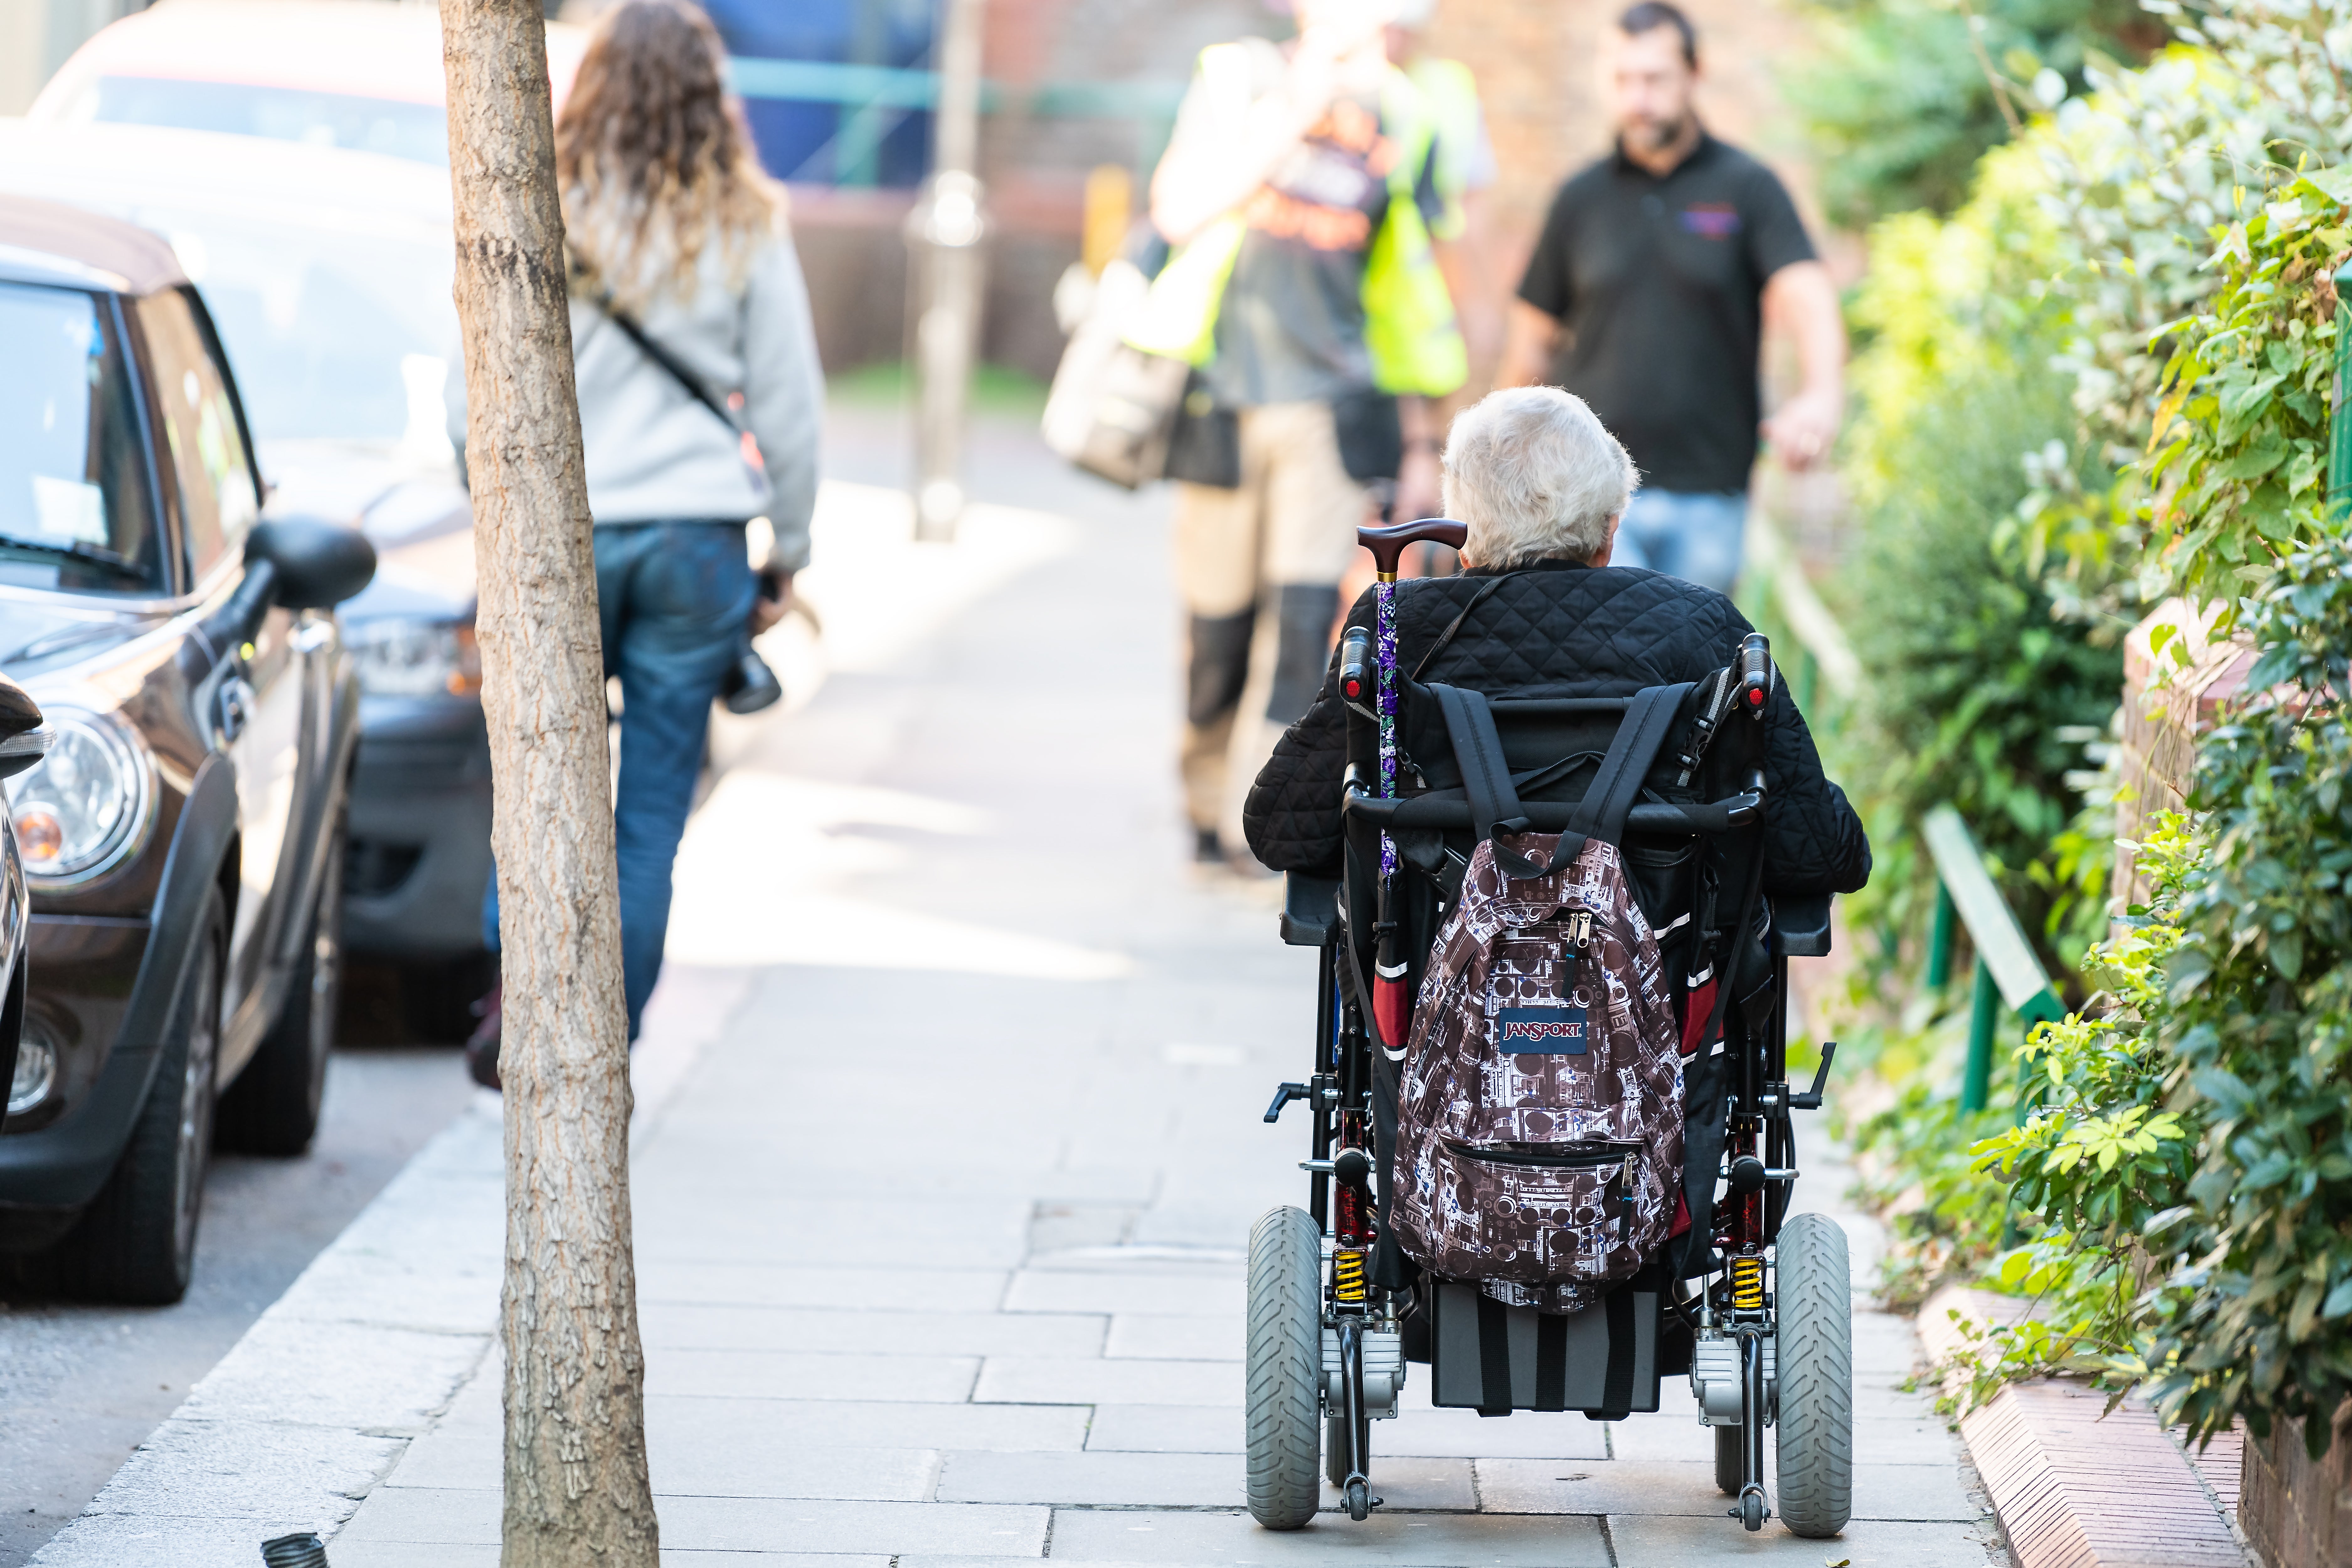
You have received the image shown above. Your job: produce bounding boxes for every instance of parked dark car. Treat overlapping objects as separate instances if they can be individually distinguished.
[0,678,48,1117]
[0,195,375,1303]
[0,118,497,1039]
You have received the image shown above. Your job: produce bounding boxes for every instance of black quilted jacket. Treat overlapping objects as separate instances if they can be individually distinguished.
[1242,559,1872,896]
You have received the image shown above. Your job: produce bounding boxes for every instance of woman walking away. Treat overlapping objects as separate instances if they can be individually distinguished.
[459,0,823,1083]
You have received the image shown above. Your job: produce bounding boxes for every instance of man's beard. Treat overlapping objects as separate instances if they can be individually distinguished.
[1627,113,1693,154]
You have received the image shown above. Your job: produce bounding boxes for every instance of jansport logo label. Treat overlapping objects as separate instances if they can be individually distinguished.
[1497,1007,1588,1054]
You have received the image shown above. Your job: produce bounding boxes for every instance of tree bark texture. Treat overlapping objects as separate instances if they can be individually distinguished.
[438,2,658,1562]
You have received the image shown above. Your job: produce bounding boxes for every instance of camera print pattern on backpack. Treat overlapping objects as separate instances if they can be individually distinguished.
[1392,831,1685,1313]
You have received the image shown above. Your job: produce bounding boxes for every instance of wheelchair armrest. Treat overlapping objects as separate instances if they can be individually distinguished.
[1281,873,1340,947]
[1776,893,1834,958]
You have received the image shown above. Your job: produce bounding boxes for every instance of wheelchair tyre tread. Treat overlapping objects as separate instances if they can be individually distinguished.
[1714,1424,1740,1494]
[1246,1205,1323,1530]
[1773,1212,1854,1538]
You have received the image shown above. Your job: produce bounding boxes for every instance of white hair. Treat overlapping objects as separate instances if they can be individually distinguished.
[1441,387,1636,569]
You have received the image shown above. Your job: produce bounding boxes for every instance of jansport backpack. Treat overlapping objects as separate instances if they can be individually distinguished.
[1387,683,1691,1313]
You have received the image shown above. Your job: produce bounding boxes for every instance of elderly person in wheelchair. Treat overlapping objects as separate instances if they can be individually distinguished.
[1244,384,1867,897]
[1234,386,1870,1540]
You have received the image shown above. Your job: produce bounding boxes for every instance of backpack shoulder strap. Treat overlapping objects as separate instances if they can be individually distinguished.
[1429,683,1549,880]
[1564,683,1694,850]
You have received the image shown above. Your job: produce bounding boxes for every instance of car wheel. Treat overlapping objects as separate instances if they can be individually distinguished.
[218,809,344,1154]
[54,885,226,1305]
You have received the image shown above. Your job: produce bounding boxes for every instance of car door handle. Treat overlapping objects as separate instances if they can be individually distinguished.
[217,675,255,745]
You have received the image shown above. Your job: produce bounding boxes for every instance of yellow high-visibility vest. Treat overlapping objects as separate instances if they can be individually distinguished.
[1125,43,1468,400]
[1409,55,1483,243]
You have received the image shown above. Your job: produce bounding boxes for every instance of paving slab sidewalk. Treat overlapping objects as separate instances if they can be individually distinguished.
[40,442,2006,1567]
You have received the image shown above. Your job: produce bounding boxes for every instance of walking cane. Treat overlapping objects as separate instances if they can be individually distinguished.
[1354,519,1468,1052]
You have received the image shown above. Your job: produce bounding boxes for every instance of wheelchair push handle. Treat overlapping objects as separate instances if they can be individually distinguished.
[1339,626,1374,711]
[1357,518,1468,580]
[1738,632,1773,718]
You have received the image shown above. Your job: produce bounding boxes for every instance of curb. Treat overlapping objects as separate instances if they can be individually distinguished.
[28,965,751,1568]
[1919,1287,2252,1568]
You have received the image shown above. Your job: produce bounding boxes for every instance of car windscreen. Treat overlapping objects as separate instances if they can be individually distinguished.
[81,76,448,166]
[152,209,457,452]
[0,283,167,595]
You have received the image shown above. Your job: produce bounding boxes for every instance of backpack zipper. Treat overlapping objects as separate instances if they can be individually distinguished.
[1438,1136,1638,1169]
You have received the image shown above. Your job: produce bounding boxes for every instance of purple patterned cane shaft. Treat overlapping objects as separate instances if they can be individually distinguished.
[1376,579,1398,879]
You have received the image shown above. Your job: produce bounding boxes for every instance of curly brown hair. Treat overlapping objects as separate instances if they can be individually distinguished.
[555,0,780,311]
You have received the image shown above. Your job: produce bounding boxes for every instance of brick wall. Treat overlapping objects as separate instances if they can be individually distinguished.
[2243,1408,2352,1568]
[796,0,1834,378]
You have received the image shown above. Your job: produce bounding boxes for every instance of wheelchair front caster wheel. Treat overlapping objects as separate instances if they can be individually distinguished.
[1345,1478,1371,1522]
[1738,1487,1767,1532]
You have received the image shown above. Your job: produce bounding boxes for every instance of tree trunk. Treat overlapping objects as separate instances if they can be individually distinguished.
[437,3,659,1563]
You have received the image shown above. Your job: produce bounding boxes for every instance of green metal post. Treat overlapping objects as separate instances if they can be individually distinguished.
[1925,881,1956,992]
[2333,262,2352,515]
[1961,957,1998,1112]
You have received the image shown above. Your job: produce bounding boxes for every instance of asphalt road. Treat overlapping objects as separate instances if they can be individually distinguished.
[0,975,475,1567]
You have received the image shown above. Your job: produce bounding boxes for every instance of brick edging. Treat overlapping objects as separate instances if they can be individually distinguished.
[1919,1287,2251,1568]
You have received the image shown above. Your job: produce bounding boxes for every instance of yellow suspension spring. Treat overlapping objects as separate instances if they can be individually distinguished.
[1730,1254,1765,1311]
[1333,1249,1368,1304]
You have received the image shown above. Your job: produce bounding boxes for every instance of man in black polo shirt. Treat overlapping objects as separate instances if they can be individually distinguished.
[1499,0,1844,593]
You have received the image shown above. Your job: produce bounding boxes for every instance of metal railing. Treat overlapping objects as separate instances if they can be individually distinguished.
[1921,805,2065,1112]
[1741,513,2063,1111]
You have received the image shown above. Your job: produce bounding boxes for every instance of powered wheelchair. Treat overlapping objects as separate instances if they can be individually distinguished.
[1247,518,1850,1538]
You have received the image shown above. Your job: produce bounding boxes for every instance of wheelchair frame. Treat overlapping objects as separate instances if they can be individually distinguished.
[1248,520,1848,1537]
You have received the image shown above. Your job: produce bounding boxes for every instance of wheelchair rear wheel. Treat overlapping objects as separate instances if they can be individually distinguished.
[1246,1206,1324,1530]
[1773,1213,1854,1538]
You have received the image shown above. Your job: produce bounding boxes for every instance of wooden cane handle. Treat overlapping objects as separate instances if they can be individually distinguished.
[1356,518,1468,576]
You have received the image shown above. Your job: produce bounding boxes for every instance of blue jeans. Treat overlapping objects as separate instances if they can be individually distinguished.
[483,521,755,1041]
[1611,490,1748,594]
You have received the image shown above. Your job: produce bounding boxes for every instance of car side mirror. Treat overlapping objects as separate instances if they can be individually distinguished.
[248,518,377,611]
[0,678,47,781]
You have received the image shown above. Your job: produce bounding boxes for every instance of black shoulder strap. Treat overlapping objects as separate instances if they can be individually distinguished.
[1430,683,1547,879]
[595,293,742,435]
[1564,683,1692,848]
[1432,680,1694,881]
[1411,573,1514,681]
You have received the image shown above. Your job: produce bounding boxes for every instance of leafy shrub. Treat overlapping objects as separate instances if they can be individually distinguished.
[1927,818,2202,1408]
[1786,0,2160,227]
[2137,536,2352,1455]
[1932,160,2352,1453]
[2148,168,2350,609]
[1834,144,2125,975]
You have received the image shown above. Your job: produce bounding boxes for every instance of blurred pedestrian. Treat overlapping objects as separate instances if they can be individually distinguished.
[1385,0,1503,383]
[455,0,822,1081]
[1133,0,1467,869]
[1498,1,1844,593]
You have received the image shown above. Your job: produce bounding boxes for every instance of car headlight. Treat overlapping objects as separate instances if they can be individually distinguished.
[5,707,154,887]
[346,618,482,699]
